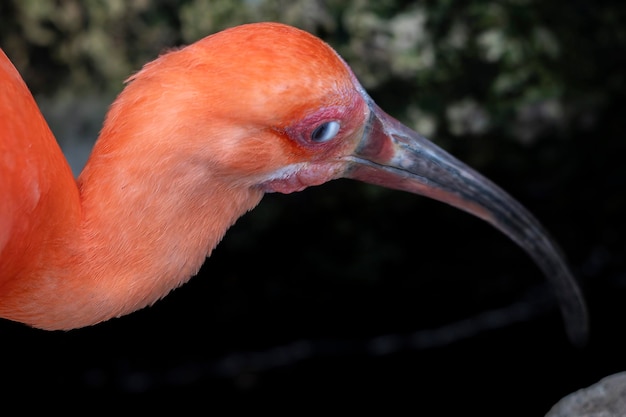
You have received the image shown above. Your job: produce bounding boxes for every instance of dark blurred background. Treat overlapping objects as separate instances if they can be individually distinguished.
[1,0,625,414]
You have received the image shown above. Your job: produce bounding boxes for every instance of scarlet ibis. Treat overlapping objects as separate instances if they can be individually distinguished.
[0,22,587,343]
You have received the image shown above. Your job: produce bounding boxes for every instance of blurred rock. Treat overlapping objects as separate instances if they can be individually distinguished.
[546,372,626,417]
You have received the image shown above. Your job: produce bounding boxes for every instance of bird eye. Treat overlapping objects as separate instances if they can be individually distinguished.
[310,121,340,143]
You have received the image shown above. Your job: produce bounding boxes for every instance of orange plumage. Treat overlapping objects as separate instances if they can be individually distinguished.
[0,23,587,343]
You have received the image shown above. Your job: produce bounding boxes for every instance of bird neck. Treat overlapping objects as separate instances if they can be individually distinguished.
[2,122,263,331]
[70,145,264,329]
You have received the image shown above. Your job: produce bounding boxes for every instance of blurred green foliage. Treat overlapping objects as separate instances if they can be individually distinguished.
[2,0,623,148]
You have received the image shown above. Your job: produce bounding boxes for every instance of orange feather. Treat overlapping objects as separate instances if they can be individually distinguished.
[0,23,366,329]
[0,23,587,343]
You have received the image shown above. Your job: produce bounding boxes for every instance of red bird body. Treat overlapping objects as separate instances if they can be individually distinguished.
[0,23,587,343]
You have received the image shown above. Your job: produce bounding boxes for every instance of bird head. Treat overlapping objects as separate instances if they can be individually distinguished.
[88,22,586,344]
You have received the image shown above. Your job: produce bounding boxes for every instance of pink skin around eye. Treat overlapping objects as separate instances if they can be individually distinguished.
[285,106,349,147]
[260,93,368,194]
[260,161,344,194]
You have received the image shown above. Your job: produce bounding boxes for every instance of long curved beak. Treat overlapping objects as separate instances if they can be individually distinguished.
[346,102,588,346]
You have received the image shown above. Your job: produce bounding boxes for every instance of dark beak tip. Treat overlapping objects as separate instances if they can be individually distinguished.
[351,102,589,347]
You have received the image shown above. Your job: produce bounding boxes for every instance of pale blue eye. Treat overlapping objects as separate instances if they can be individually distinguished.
[310,120,340,143]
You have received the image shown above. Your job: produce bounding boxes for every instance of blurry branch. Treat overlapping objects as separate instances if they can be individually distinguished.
[78,283,560,392]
